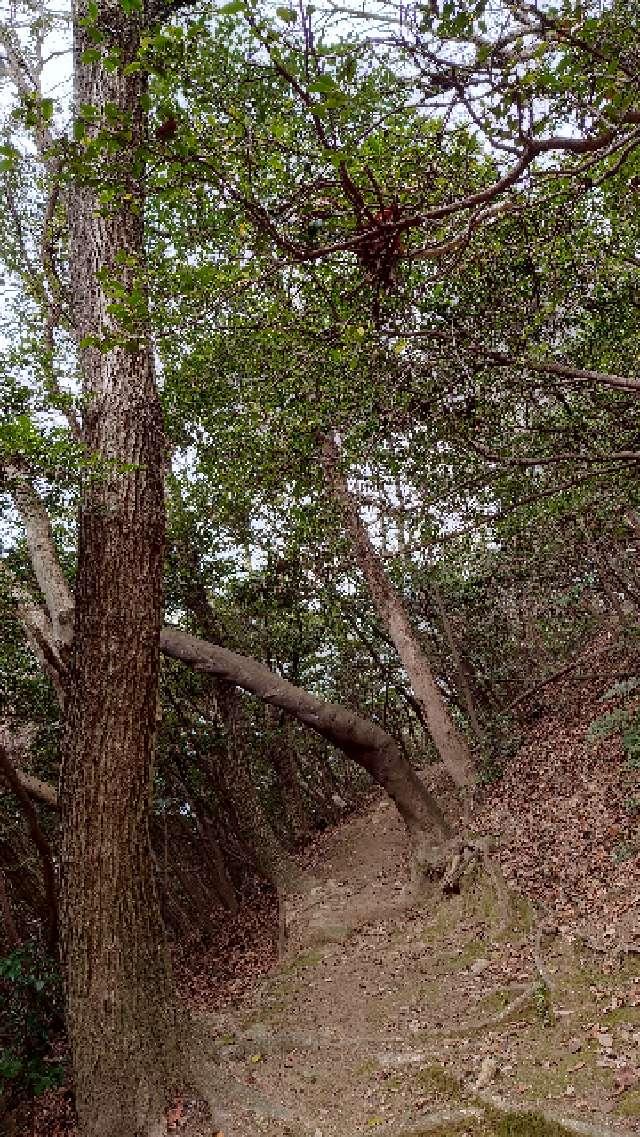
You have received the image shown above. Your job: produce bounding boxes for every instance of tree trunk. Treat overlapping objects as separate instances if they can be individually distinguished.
[59,8,179,1136]
[3,465,74,653]
[160,626,452,865]
[0,866,21,950]
[432,580,484,749]
[320,433,476,791]
[200,679,296,888]
[268,717,311,844]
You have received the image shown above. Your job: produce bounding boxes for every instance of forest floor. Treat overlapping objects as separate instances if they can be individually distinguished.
[172,632,640,1137]
[32,632,640,1137]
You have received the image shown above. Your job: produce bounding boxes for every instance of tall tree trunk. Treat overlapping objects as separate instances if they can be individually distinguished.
[60,7,179,1136]
[320,434,476,791]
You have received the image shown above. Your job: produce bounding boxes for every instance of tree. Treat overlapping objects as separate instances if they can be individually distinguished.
[0,2,639,1134]
[59,3,184,1134]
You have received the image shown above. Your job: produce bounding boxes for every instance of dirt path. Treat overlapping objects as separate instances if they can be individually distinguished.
[179,795,640,1137]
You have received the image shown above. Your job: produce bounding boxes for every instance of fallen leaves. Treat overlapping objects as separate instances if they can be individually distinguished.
[614,1067,640,1093]
[479,636,640,945]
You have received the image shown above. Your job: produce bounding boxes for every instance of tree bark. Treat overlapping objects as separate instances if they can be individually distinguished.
[0,742,58,953]
[2,464,74,653]
[59,7,179,1135]
[0,866,21,950]
[432,580,484,749]
[320,433,476,791]
[160,626,452,864]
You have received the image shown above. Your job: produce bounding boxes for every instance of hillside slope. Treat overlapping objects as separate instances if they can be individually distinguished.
[174,633,640,1136]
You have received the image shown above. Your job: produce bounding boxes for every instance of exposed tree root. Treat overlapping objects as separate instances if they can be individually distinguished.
[458,983,538,1034]
[439,833,497,895]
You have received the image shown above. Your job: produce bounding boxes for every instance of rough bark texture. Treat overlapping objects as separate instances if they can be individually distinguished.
[320,433,476,791]
[3,464,75,652]
[60,8,179,1136]
[160,626,452,861]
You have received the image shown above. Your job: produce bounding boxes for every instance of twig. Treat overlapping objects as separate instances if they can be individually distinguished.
[0,742,58,953]
[503,659,579,714]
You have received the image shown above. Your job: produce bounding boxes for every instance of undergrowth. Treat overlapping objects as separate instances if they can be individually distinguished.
[0,941,65,1108]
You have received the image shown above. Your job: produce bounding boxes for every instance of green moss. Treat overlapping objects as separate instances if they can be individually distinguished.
[524,1052,595,1098]
[509,896,535,936]
[280,948,325,974]
[416,1064,460,1098]
[488,1106,579,1135]
[602,1005,640,1025]
[474,987,513,1015]
[397,1109,576,1137]
[532,982,555,1027]
[456,939,488,968]
[618,1089,640,1117]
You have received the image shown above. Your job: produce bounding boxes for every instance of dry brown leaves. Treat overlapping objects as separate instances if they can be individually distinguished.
[479,633,640,945]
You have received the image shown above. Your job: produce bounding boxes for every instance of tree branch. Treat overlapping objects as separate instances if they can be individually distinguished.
[0,741,58,951]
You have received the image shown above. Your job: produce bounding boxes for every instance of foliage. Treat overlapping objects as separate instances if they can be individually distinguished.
[0,942,64,1102]
[0,0,639,1120]
[587,677,640,767]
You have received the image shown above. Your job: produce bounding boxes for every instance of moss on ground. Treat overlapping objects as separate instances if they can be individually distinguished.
[416,1064,461,1099]
[618,1088,640,1117]
[399,1103,585,1136]
[486,1106,581,1135]
[280,948,325,974]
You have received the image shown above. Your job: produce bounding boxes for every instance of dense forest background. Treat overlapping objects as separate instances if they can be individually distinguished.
[0,1,639,1135]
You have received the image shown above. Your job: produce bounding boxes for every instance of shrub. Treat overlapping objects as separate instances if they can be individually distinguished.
[0,941,64,1104]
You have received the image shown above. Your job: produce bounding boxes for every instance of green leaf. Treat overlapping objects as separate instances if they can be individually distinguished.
[276,6,297,22]
[81,46,102,64]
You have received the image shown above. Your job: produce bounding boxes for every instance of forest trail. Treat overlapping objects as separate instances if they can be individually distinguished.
[180,787,640,1137]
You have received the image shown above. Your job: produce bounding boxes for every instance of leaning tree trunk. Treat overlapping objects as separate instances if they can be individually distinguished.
[6,464,454,877]
[160,627,453,868]
[320,433,476,792]
[60,7,179,1136]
